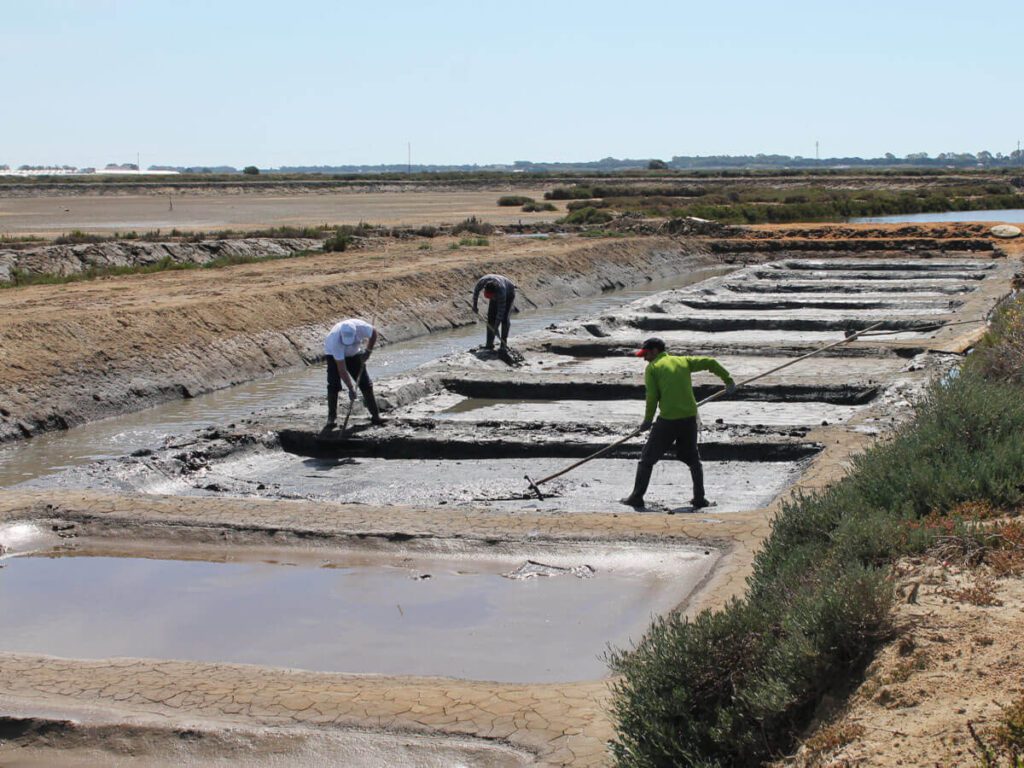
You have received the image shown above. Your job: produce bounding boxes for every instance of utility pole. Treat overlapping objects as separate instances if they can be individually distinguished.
[815,140,819,162]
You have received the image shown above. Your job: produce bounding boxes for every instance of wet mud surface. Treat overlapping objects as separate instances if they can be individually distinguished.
[0,718,532,768]
[1,230,1019,767]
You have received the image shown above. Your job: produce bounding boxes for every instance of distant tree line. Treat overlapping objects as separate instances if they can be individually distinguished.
[662,151,1024,170]
[22,150,1024,177]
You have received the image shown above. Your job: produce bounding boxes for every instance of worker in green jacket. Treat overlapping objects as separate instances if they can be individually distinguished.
[621,337,736,510]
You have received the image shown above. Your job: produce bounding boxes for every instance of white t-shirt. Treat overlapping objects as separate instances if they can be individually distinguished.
[324,318,374,359]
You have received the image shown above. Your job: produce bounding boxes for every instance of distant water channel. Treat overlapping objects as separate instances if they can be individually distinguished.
[851,209,1024,224]
[0,269,730,486]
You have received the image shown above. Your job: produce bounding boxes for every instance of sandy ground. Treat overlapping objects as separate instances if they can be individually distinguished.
[777,559,1024,767]
[0,188,562,236]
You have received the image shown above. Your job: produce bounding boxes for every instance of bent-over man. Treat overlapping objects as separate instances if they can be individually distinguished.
[620,337,735,510]
[471,274,516,350]
[323,318,384,431]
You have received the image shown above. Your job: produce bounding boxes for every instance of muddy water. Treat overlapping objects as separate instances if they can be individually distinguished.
[0,543,716,683]
[0,271,727,487]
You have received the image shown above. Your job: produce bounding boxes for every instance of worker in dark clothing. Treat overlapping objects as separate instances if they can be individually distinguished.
[322,318,384,431]
[621,337,735,510]
[472,274,516,350]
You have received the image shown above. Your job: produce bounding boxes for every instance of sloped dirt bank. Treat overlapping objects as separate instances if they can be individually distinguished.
[777,559,1024,768]
[0,236,712,444]
[0,237,322,282]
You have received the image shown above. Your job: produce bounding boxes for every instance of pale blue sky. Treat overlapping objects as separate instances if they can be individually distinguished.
[3,0,1022,167]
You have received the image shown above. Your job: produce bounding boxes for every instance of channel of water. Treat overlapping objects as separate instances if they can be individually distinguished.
[0,269,730,486]
[850,208,1024,223]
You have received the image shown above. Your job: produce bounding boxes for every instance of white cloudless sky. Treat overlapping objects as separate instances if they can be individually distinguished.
[3,0,1022,167]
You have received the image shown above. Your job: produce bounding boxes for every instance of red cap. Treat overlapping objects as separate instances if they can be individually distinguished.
[483,288,496,299]
[634,349,647,357]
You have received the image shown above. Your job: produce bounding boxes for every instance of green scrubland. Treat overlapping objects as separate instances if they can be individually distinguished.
[545,182,1023,224]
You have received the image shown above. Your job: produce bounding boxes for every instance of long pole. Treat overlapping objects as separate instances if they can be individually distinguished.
[524,320,886,497]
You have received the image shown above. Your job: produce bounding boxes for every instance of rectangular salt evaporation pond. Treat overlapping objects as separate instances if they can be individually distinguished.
[0,544,717,683]
[432,396,864,427]
[522,354,909,381]
[188,455,807,514]
[601,328,933,344]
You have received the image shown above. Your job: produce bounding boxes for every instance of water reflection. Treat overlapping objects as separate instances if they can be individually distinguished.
[851,208,1024,224]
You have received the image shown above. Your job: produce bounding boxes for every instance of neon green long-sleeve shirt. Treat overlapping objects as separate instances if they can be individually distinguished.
[644,352,733,422]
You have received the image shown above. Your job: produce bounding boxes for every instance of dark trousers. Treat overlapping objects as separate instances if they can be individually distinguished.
[640,415,705,501]
[325,353,381,422]
[486,287,515,347]
[326,354,373,396]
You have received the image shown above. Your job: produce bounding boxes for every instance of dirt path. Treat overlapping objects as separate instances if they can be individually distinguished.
[0,187,561,236]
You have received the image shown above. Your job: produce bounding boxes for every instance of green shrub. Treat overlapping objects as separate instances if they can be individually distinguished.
[562,206,614,225]
[322,230,353,252]
[968,292,1024,384]
[451,216,494,235]
[521,202,557,212]
[457,236,489,247]
[544,185,594,200]
[497,195,534,206]
[567,199,610,211]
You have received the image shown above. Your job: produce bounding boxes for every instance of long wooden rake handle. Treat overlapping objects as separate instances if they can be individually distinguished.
[523,320,887,498]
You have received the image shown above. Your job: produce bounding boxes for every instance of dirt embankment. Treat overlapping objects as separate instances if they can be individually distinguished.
[0,235,710,443]
[0,238,322,282]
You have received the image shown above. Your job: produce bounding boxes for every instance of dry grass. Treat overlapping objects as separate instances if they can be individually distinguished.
[804,721,866,755]
[940,572,1004,606]
[968,697,1024,767]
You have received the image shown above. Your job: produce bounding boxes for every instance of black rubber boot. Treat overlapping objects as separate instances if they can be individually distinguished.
[321,390,339,433]
[619,464,652,509]
[364,386,385,426]
[689,462,706,508]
